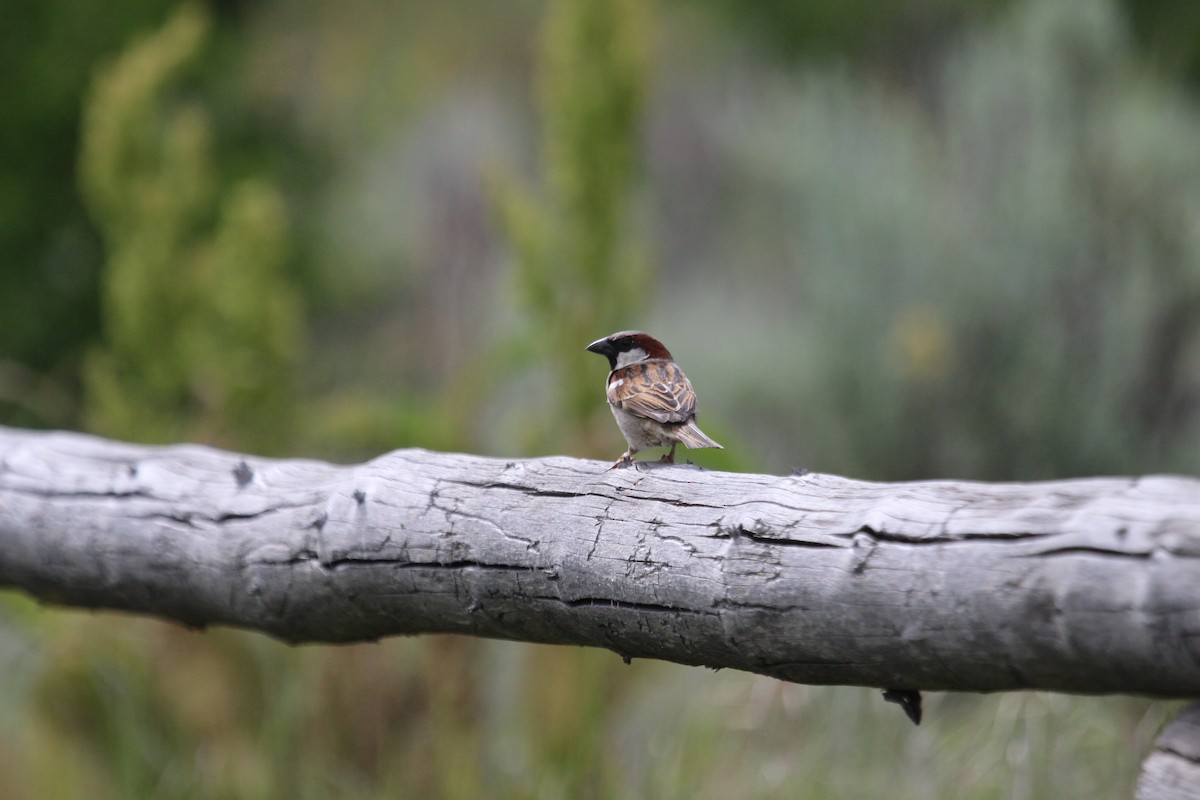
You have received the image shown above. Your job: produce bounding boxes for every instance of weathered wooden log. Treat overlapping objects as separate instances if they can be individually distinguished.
[0,425,1197,700]
[1137,703,1200,800]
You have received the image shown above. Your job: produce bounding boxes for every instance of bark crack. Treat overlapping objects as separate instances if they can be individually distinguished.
[561,597,717,615]
[1023,545,1155,560]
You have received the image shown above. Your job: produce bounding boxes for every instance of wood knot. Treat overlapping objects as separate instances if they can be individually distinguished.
[232,461,254,488]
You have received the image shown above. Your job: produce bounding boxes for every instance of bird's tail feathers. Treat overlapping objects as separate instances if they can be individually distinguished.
[675,421,723,450]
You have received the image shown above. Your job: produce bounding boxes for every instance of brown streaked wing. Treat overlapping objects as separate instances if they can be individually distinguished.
[607,360,696,424]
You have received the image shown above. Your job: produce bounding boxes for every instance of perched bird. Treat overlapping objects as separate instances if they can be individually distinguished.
[586,331,723,468]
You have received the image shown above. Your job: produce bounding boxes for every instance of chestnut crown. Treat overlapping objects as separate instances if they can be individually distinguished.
[586,331,673,370]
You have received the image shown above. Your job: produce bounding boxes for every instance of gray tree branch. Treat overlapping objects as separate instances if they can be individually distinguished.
[1137,703,1200,800]
[0,425,1198,700]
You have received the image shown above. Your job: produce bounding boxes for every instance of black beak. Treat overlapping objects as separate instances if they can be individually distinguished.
[586,337,617,369]
[586,338,614,356]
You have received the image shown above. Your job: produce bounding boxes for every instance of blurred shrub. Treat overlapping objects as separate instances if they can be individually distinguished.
[695,0,1007,63]
[0,1,177,385]
[79,3,301,451]
[1125,0,1200,86]
[492,0,652,453]
[691,0,1200,480]
[695,0,1200,91]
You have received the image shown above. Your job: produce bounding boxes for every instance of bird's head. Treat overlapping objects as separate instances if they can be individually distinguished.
[586,331,673,371]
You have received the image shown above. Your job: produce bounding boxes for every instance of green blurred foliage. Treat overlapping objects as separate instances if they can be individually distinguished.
[694,0,1009,63]
[694,0,1200,89]
[674,0,1200,481]
[0,0,178,425]
[79,3,301,451]
[0,2,175,337]
[1125,0,1200,86]
[492,0,652,454]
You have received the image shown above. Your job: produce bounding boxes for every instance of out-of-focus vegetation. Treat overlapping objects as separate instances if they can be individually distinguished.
[1,0,1198,796]
[669,0,1200,482]
[0,1,177,427]
[80,3,300,451]
[493,0,651,453]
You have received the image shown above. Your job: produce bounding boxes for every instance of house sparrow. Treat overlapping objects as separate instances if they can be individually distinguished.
[586,331,723,468]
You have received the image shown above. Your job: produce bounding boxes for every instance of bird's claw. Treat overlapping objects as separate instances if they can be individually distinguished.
[607,453,636,471]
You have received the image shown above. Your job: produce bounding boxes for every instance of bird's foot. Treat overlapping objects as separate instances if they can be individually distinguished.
[607,452,637,471]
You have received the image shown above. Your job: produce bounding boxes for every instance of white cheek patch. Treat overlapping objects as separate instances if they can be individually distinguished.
[614,348,647,368]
